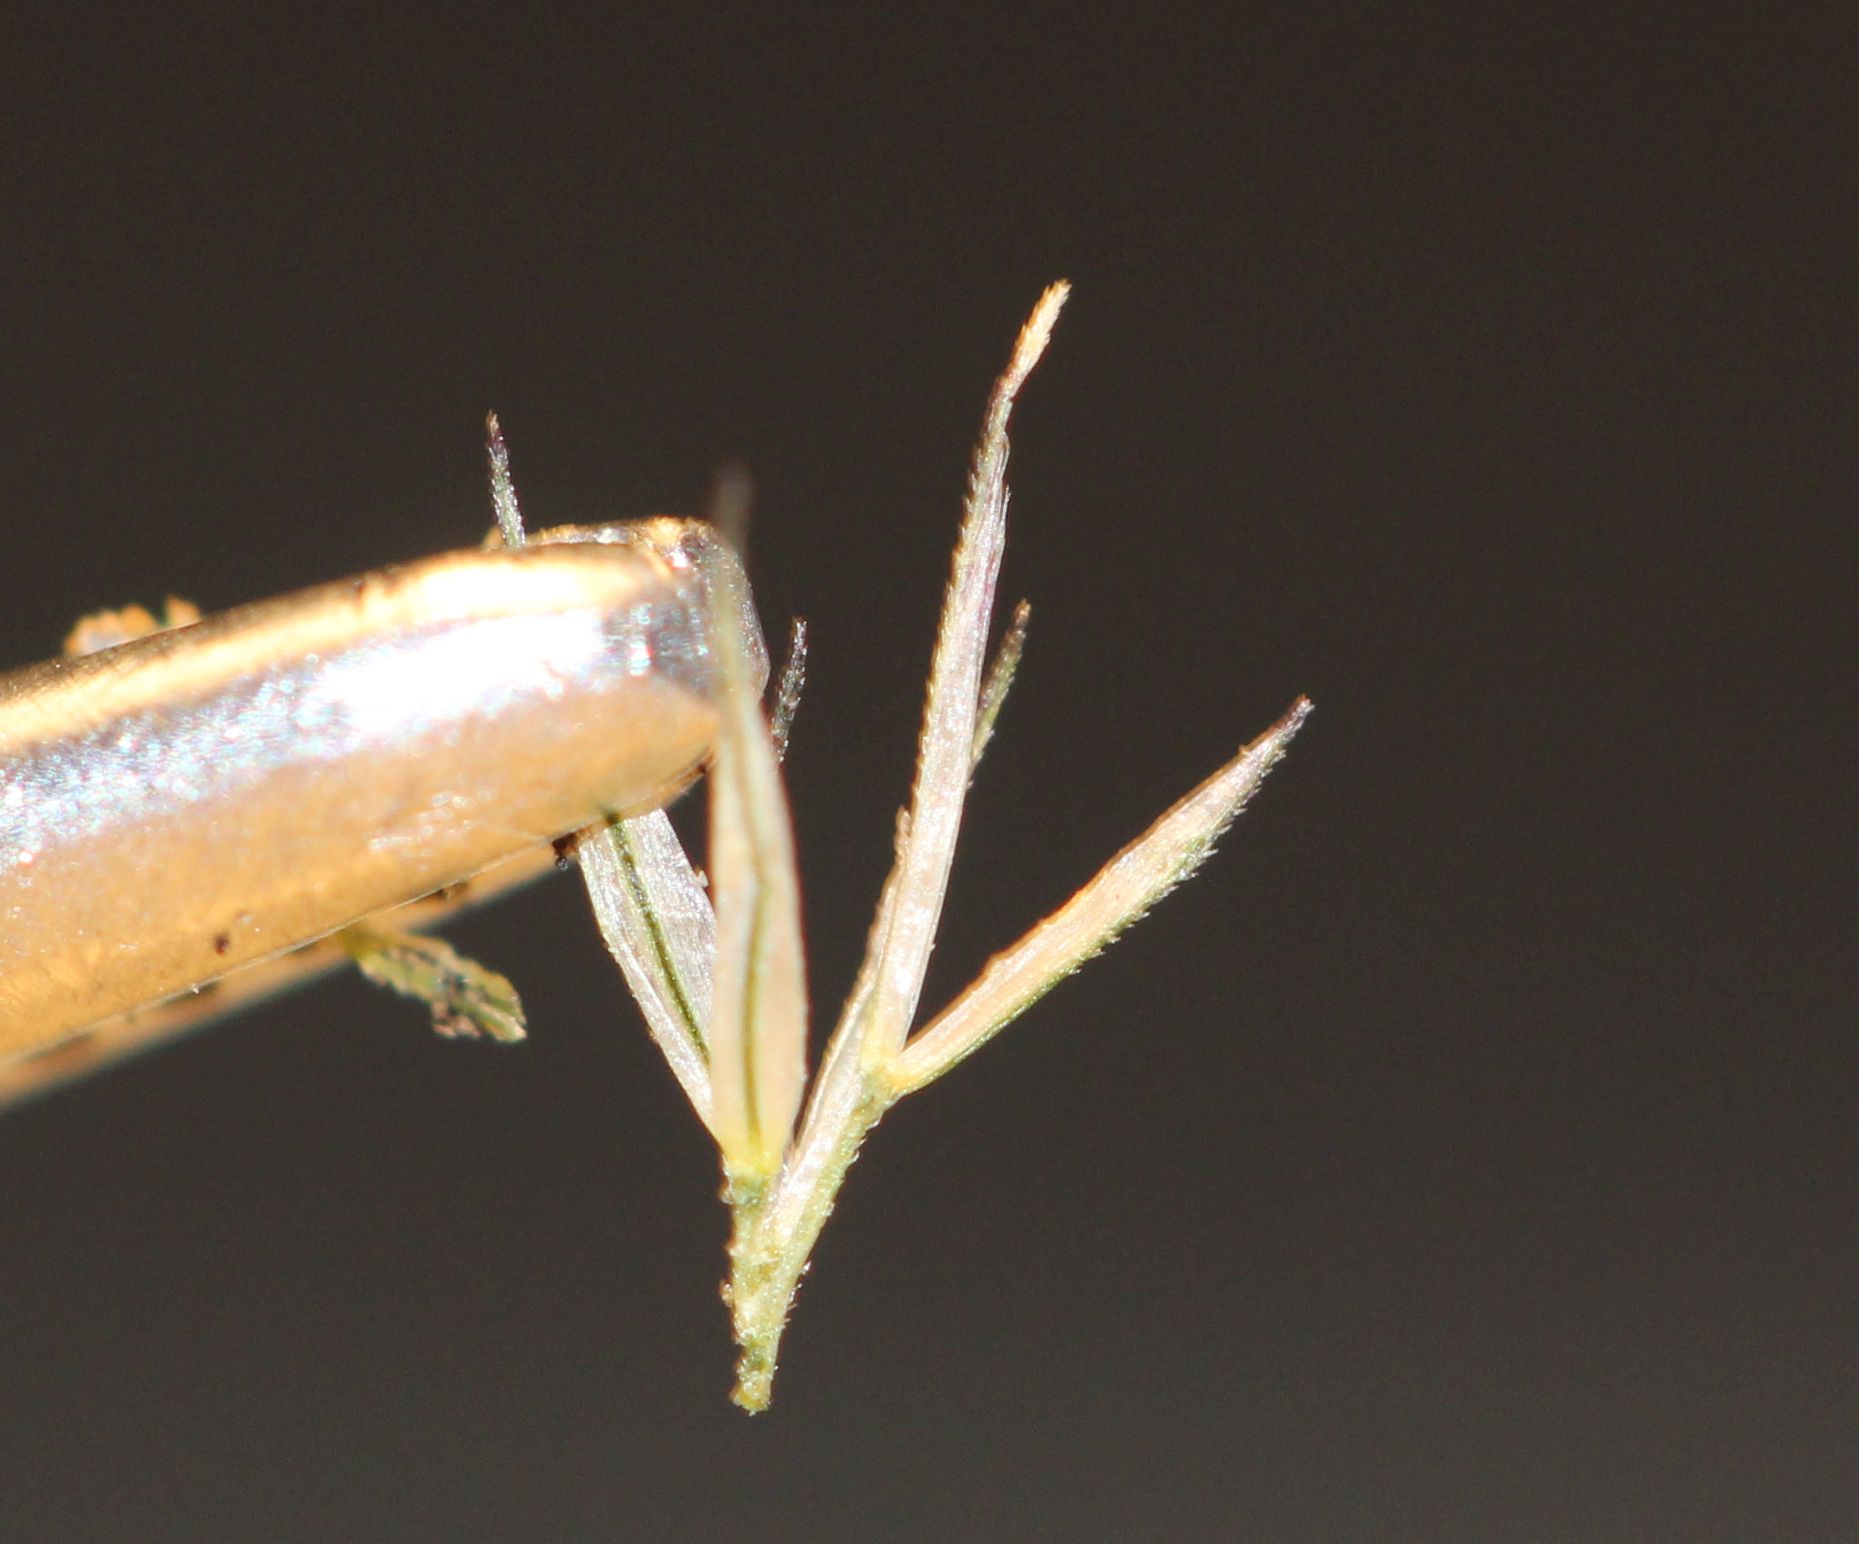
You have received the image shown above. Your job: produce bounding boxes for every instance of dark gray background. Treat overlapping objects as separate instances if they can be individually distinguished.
[2,7,1853,1540]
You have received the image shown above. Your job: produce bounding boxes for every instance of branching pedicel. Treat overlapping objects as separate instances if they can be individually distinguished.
[504,283,1310,1410]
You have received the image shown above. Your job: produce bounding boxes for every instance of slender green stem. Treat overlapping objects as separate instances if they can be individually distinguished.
[726,1079,891,1410]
